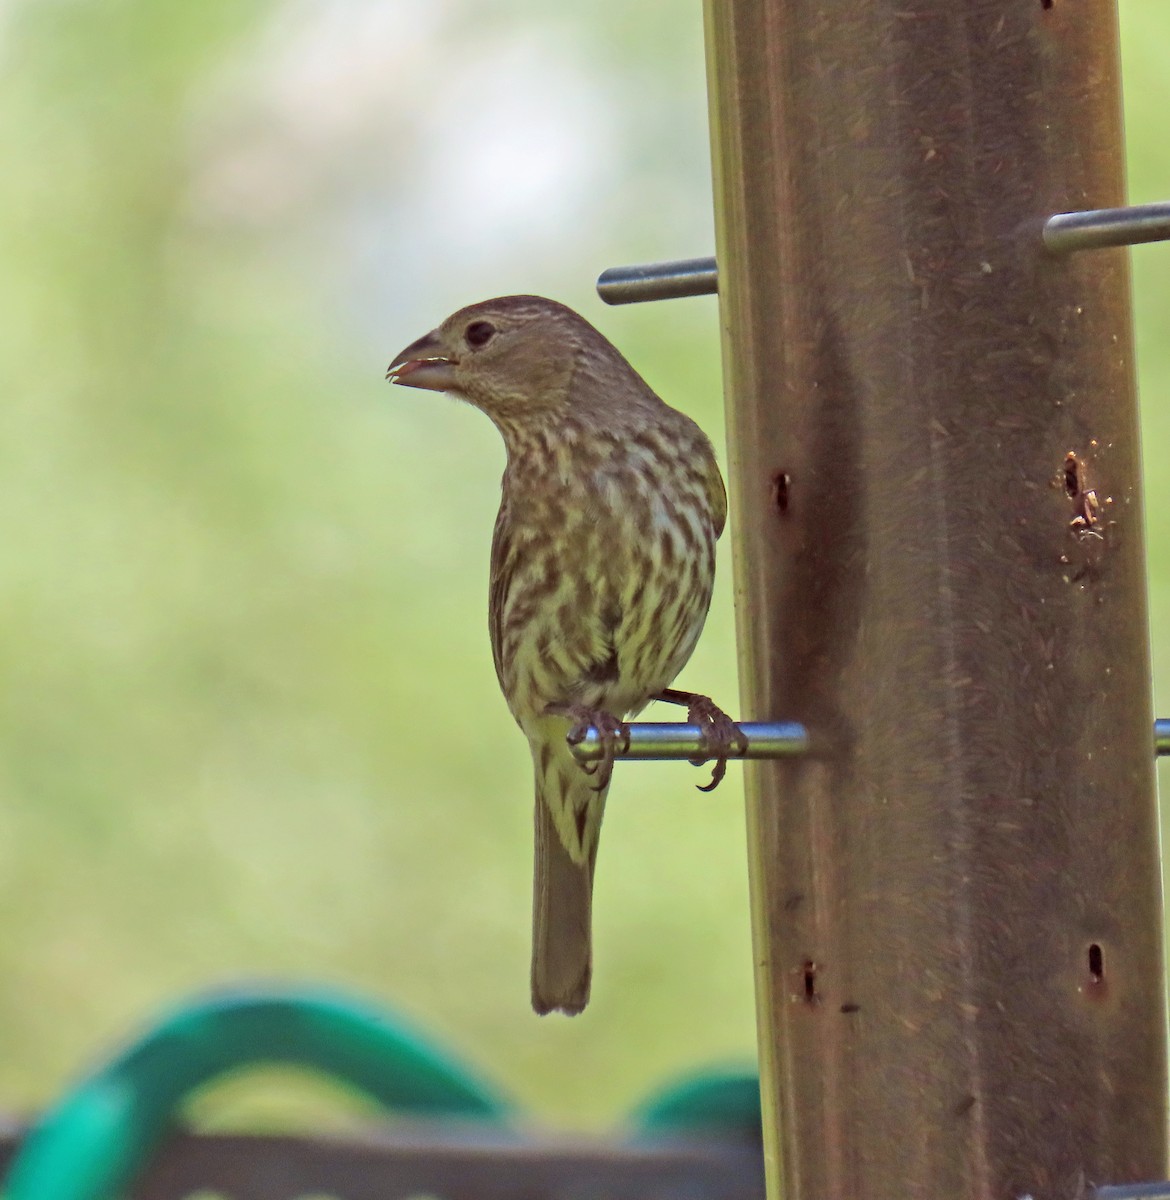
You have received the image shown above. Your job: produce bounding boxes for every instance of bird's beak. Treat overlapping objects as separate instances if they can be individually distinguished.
[386,330,458,392]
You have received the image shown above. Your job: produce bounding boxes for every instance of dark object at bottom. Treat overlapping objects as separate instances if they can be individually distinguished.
[0,1127,764,1200]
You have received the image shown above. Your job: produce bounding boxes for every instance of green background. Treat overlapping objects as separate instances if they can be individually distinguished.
[0,0,1166,1135]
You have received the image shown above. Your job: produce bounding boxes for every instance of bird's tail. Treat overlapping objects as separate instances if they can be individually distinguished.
[531,729,608,1016]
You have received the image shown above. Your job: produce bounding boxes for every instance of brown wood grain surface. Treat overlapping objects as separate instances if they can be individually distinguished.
[702,1,1167,1197]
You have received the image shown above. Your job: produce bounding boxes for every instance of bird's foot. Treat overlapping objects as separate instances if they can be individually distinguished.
[653,689,748,792]
[553,705,630,792]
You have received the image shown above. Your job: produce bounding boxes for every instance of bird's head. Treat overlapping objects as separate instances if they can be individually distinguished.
[386,295,630,431]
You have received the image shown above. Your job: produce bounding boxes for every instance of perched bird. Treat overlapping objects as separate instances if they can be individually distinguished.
[387,296,739,1015]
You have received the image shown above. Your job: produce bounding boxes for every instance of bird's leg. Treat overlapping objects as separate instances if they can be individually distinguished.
[652,688,748,792]
[548,704,630,792]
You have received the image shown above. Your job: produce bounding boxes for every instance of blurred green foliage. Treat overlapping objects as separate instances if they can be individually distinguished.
[0,0,1167,1138]
[0,0,745,1132]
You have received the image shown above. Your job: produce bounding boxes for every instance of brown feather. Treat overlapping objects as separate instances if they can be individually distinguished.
[531,762,599,1016]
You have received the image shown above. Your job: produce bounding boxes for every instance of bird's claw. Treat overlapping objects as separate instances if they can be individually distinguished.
[560,706,629,792]
[686,695,748,792]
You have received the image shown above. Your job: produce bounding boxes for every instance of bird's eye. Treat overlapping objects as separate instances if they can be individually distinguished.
[464,320,497,349]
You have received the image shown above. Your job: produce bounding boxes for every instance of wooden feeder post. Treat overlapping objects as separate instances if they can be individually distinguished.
[702,2,1168,1198]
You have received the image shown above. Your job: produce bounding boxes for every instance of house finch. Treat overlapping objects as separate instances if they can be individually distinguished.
[387,296,738,1015]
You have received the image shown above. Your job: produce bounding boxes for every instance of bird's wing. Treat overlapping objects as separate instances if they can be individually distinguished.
[705,451,728,539]
[488,505,515,689]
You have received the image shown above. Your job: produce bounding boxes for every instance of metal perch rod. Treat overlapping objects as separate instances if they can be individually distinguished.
[596,257,718,305]
[571,720,1170,763]
[569,721,808,763]
[1093,1184,1170,1200]
[1043,201,1170,253]
[597,202,1170,305]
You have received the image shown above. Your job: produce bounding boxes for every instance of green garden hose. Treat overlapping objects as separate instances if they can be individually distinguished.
[3,985,509,1200]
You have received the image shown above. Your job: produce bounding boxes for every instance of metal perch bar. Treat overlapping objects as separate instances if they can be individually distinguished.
[571,720,1170,763]
[569,721,808,763]
[1043,201,1170,253]
[597,201,1170,307]
[1093,1185,1170,1200]
[596,257,718,305]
